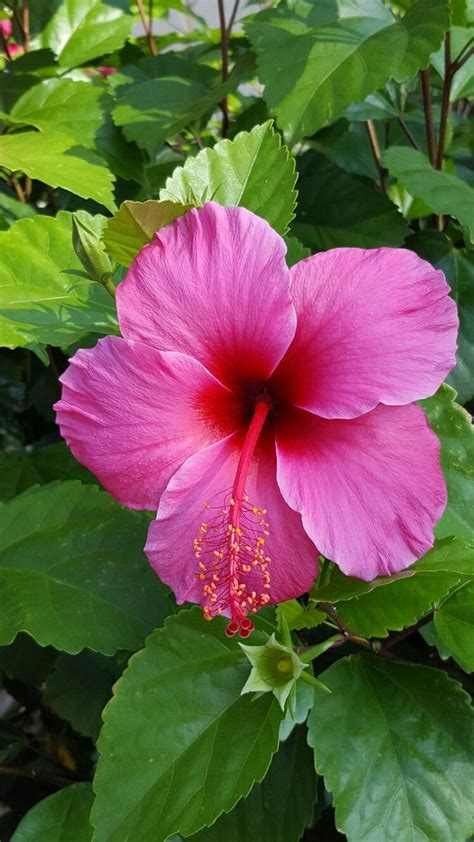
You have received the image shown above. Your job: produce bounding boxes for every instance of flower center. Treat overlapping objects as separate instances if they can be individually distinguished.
[193,396,273,638]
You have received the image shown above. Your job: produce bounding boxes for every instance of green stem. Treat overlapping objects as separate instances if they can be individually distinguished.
[102,277,116,299]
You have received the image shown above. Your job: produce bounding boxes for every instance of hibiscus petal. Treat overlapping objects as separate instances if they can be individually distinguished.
[273,248,458,418]
[117,203,296,389]
[275,403,446,580]
[55,336,237,510]
[145,434,319,609]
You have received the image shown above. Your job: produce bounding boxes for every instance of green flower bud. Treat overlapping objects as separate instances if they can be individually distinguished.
[72,211,114,288]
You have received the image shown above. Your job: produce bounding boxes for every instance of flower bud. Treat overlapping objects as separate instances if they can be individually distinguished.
[72,212,114,287]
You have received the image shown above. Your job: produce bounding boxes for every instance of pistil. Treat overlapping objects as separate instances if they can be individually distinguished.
[193,397,273,637]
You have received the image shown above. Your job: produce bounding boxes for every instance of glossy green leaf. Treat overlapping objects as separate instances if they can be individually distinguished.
[0,481,174,654]
[421,385,474,541]
[91,609,282,842]
[112,55,250,157]
[283,235,311,267]
[336,566,458,638]
[276,599,325,631]
[45,651,120,739]
[312,540,474,633]
[313,571,404,606]
[329,539,474,638]
[310,119,379,179]
[308,655,474,841]
[11,783,93,842]
[108,52,218,92]
[294,153,407,250]
[7,79,106,148]
[435,581,474,672]
[0,73,40,114]
[177,727,315,842]
[310,559,394,604]
[413,537,474,579]
[103,200,191,267]
[0,131,116,211]
[382,147,474,241]
[0,442,95,502]
[246,0,449,143]
[161,122,297,236]
[33,0,132,68]
[0,213,117,361]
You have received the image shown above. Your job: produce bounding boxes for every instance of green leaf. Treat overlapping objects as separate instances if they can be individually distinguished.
[176,727,315,842]
[108,52,218,92]
[11,783,93,842]
[421,385,474,541]
[0,212,117,360]
[91,609,282,842]
[413,536,474,579]
[435,581,474,672]
[7,79,106,148]
[45,651,121,740]
[0,442,96,502]
[33,0,133,68]
[294,153,407,250]
[331,539,474,638]
[112,53,251,157]
[276,599,325,631]
[161,122,297,236]
[0,191,38,224]
[284,235,311,267]
[310,119,379,179]
[310,559,394,604]
[0,481,174,654]
[0,131,116,212]
[308,655,474,842]
[336,565,458,638]
[103,200,191,267]
[382,147,474,242]
[312,540,474,636]
[246,0,449,143]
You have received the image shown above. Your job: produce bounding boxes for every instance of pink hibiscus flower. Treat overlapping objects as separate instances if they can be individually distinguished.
[0,19,12,38]
[0,18,19,54]
[98,66,117,78]
[55,204,457,637]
